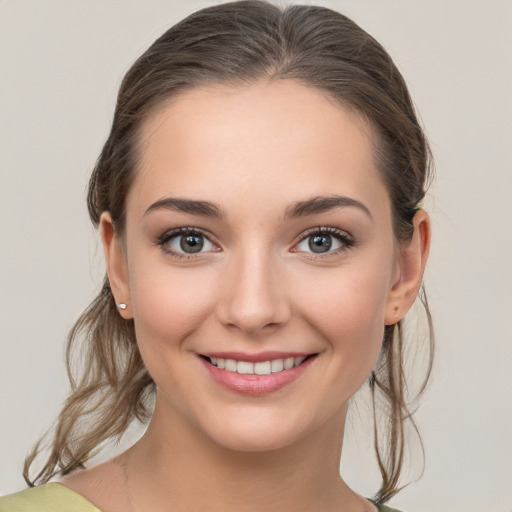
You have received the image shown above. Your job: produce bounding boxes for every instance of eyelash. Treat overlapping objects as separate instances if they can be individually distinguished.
[156,226,355,260]
[292,227,355,259]
[157,227,219,260]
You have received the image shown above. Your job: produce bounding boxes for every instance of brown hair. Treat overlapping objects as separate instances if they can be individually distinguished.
[23,0,433,504]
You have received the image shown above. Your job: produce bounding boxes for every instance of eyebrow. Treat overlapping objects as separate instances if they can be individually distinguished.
[144,194,372,220]
[284,195,373,220]
[144,197,224,218]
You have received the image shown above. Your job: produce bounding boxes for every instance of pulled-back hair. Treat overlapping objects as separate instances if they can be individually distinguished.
[24,1,433,504]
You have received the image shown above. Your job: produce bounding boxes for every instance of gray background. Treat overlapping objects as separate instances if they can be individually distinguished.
[1,1,511,511]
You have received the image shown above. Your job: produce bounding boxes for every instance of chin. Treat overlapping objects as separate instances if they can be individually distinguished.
[196,403,338,454]
[208,424,306,453]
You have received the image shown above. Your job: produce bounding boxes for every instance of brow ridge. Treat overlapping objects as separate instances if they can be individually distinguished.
[144,194,371,220]
[284,195,372,220]
[144,197,223,217]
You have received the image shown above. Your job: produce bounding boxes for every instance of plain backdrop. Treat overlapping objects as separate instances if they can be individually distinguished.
[1,1,511,511]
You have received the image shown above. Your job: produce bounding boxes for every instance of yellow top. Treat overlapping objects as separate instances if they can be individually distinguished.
[0,483,100,512]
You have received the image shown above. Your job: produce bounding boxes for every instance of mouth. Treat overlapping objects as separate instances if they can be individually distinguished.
[202,355,311,375]
[198,352,318,395]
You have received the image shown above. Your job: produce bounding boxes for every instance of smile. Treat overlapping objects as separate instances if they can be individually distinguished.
[199,352,317,395]
[207,356,308,375]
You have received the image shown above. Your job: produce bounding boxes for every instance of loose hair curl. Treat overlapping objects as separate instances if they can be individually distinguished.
[24,1,434,504]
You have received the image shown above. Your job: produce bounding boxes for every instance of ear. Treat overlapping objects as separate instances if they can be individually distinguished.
[385,210,431,325]
[100,212,132,319]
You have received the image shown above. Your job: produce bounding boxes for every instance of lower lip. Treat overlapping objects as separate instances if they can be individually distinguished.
[200,356,316,396]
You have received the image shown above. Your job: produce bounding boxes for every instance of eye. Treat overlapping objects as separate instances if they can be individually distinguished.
[293,228,354,256]
[158,228,218,257]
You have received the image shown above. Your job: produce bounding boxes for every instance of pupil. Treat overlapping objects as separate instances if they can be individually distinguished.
[180,234,204,253]
[309,234,331,253]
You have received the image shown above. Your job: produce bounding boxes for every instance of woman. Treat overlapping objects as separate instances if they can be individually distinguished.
[0,1,433,511]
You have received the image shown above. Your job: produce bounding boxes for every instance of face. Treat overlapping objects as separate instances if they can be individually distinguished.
[106,80,411,452]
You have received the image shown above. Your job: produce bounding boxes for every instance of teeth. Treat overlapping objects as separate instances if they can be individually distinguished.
[237,361,254,374]
[208,356,308,375]
[225,359,237,372]
[271,359,284,373]
[254,361,271,375]
[295,356,307,366]
[283,357,294,370]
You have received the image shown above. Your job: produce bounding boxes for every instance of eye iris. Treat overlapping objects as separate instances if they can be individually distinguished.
[309,234,332,253]
[180,234,204,253]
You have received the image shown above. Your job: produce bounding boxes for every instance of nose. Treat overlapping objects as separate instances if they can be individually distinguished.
[216,247,291,336]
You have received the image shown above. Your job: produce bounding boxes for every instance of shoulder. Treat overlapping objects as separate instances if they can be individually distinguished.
[377,504,405,512]
[0,483,101,512]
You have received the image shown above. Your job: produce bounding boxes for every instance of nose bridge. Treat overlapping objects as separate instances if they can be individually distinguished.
[217,240,290,335]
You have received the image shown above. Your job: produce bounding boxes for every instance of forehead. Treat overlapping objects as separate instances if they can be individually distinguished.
[129,79,390,219]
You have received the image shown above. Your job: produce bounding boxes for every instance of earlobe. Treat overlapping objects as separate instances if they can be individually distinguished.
[100,212,132,319]
[385,210,431,325]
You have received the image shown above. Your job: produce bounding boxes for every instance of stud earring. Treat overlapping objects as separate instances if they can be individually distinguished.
[117,303,127,310]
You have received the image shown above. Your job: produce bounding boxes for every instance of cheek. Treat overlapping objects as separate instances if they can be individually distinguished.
[127,257,217,351]
[295,259,393,368]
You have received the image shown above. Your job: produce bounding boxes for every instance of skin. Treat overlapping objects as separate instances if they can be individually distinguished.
[61,79,430,512]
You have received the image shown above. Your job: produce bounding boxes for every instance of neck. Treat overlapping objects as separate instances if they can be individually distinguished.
[121,393,369,512]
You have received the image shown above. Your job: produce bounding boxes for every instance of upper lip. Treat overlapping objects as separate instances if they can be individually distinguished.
[199,351,315,363]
